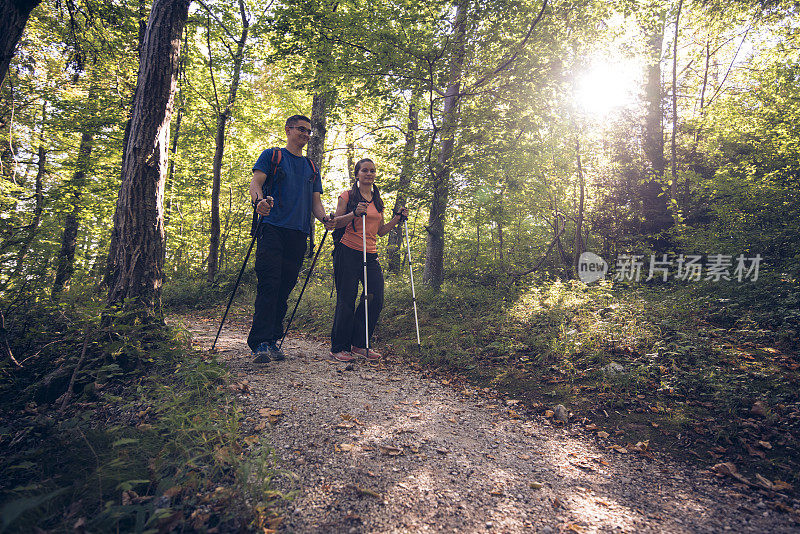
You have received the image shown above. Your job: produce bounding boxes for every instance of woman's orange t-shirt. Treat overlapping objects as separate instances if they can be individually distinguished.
[339,190,382,254]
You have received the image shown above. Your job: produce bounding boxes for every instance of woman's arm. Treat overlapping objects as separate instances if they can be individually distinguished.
[328,195,367,229]
[377,207,408,237]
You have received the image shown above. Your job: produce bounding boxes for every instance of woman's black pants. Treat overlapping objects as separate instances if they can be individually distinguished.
[330,244,384,353]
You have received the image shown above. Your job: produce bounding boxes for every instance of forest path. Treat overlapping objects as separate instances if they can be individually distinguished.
[175,313,797,533]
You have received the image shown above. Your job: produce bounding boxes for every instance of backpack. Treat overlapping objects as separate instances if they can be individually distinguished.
[251,147,320,237]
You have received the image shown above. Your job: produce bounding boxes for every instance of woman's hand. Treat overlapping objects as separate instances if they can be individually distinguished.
[354,202,369,216]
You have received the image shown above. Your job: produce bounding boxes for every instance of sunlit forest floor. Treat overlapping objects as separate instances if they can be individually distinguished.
[1,274,798,531]
[278,274,800,489]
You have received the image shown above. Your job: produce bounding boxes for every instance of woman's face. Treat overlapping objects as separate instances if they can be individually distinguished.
[357,160,377,185]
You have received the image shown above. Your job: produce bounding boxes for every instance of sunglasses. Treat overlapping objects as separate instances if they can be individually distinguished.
[288,126,313,135]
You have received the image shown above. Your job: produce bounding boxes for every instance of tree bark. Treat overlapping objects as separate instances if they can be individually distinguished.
[209,0,248,282]
[52,129,95,296]
[307,91,332,255]
[106,0,190,320]
[0,0,41,88]
[386,97,418,273]
[9,100,45,283]
[573,137,585,276]
[640,6,672,241]
[670,0,682,211]
[422,0,468,291]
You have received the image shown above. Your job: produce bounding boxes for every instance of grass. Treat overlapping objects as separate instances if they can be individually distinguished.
[0,298,284,533]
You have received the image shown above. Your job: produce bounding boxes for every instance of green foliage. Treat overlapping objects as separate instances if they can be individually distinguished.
[0,298,280,532]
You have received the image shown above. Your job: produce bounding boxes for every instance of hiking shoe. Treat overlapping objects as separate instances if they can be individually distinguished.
[267,341,286,361]
[351,346,381,360]
[253,342,272,364]
[330,351,355,362]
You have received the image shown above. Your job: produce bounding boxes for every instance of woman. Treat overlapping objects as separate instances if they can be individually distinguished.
[325,158,409,362]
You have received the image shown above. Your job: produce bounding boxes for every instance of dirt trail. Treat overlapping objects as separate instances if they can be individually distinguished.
[178,315,799,533]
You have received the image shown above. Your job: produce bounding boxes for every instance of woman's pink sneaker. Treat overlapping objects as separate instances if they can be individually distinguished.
[351,346,381,360]
[330,351,355,362]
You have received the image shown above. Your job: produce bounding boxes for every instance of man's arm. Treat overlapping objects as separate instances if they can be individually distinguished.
[312,192,328,222]
[250,170,273,216]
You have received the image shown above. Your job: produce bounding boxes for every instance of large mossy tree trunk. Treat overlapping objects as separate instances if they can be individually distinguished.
[0,0,41,87]
[422,0,468,291]
[106,0,190,321]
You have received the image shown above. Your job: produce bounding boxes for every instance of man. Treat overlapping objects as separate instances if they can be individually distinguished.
[248,115,328,363]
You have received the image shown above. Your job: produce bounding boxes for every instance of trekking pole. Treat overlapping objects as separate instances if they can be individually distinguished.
[213,224,258,350]
[278,227,329,350]
[362,212,370,359]
[403,219,421,350]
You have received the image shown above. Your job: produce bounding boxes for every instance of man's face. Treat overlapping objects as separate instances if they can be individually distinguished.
[286,120,312,148]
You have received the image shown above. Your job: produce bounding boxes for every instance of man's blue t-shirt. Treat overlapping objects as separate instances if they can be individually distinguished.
[253,148,323,235]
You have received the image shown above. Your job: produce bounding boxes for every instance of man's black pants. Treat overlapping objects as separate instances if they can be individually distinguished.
[330,244,384,353]
[247,223,307,351]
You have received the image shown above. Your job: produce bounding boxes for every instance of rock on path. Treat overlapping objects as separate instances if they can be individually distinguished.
[180,315,799,533]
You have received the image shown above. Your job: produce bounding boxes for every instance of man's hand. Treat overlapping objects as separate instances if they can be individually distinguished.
[324,212,337,231]
[254,196,274,216]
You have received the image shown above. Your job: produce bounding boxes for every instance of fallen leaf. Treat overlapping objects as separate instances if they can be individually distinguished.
[506,399,520,405]
[758,440,772,450]
[552,497,562,508]
[378,445,403,456]
[755,473,773,489]
[518,454,531,460]
[544,410,555,418]
[631,440,649,452]
[611,446,628,454]
[338,444,355,452]
[529,481,543,490]
[565,523,585,533]
[773,480,794,491]
[354,486,382,498]
[712,462,753,485]
[745,443,765,459]
[585,423,598,431]
[596,431,609,439]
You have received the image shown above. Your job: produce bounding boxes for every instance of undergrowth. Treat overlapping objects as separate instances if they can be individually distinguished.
[0,297,283,533]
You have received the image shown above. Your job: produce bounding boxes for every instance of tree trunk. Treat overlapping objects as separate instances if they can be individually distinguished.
[307,91,332,255]
[640,6,671,241]
[386,97,418,272]
[209,0,249,282]
[0,0,41,88]
[52,128,95,297]
[573,137,585,276]
[9,100,45,283]
[670,0,682,212]
[106,0,190,320]
[422,0,468,291]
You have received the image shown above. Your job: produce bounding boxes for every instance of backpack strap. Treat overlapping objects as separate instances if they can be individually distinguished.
[251,147,283,238]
